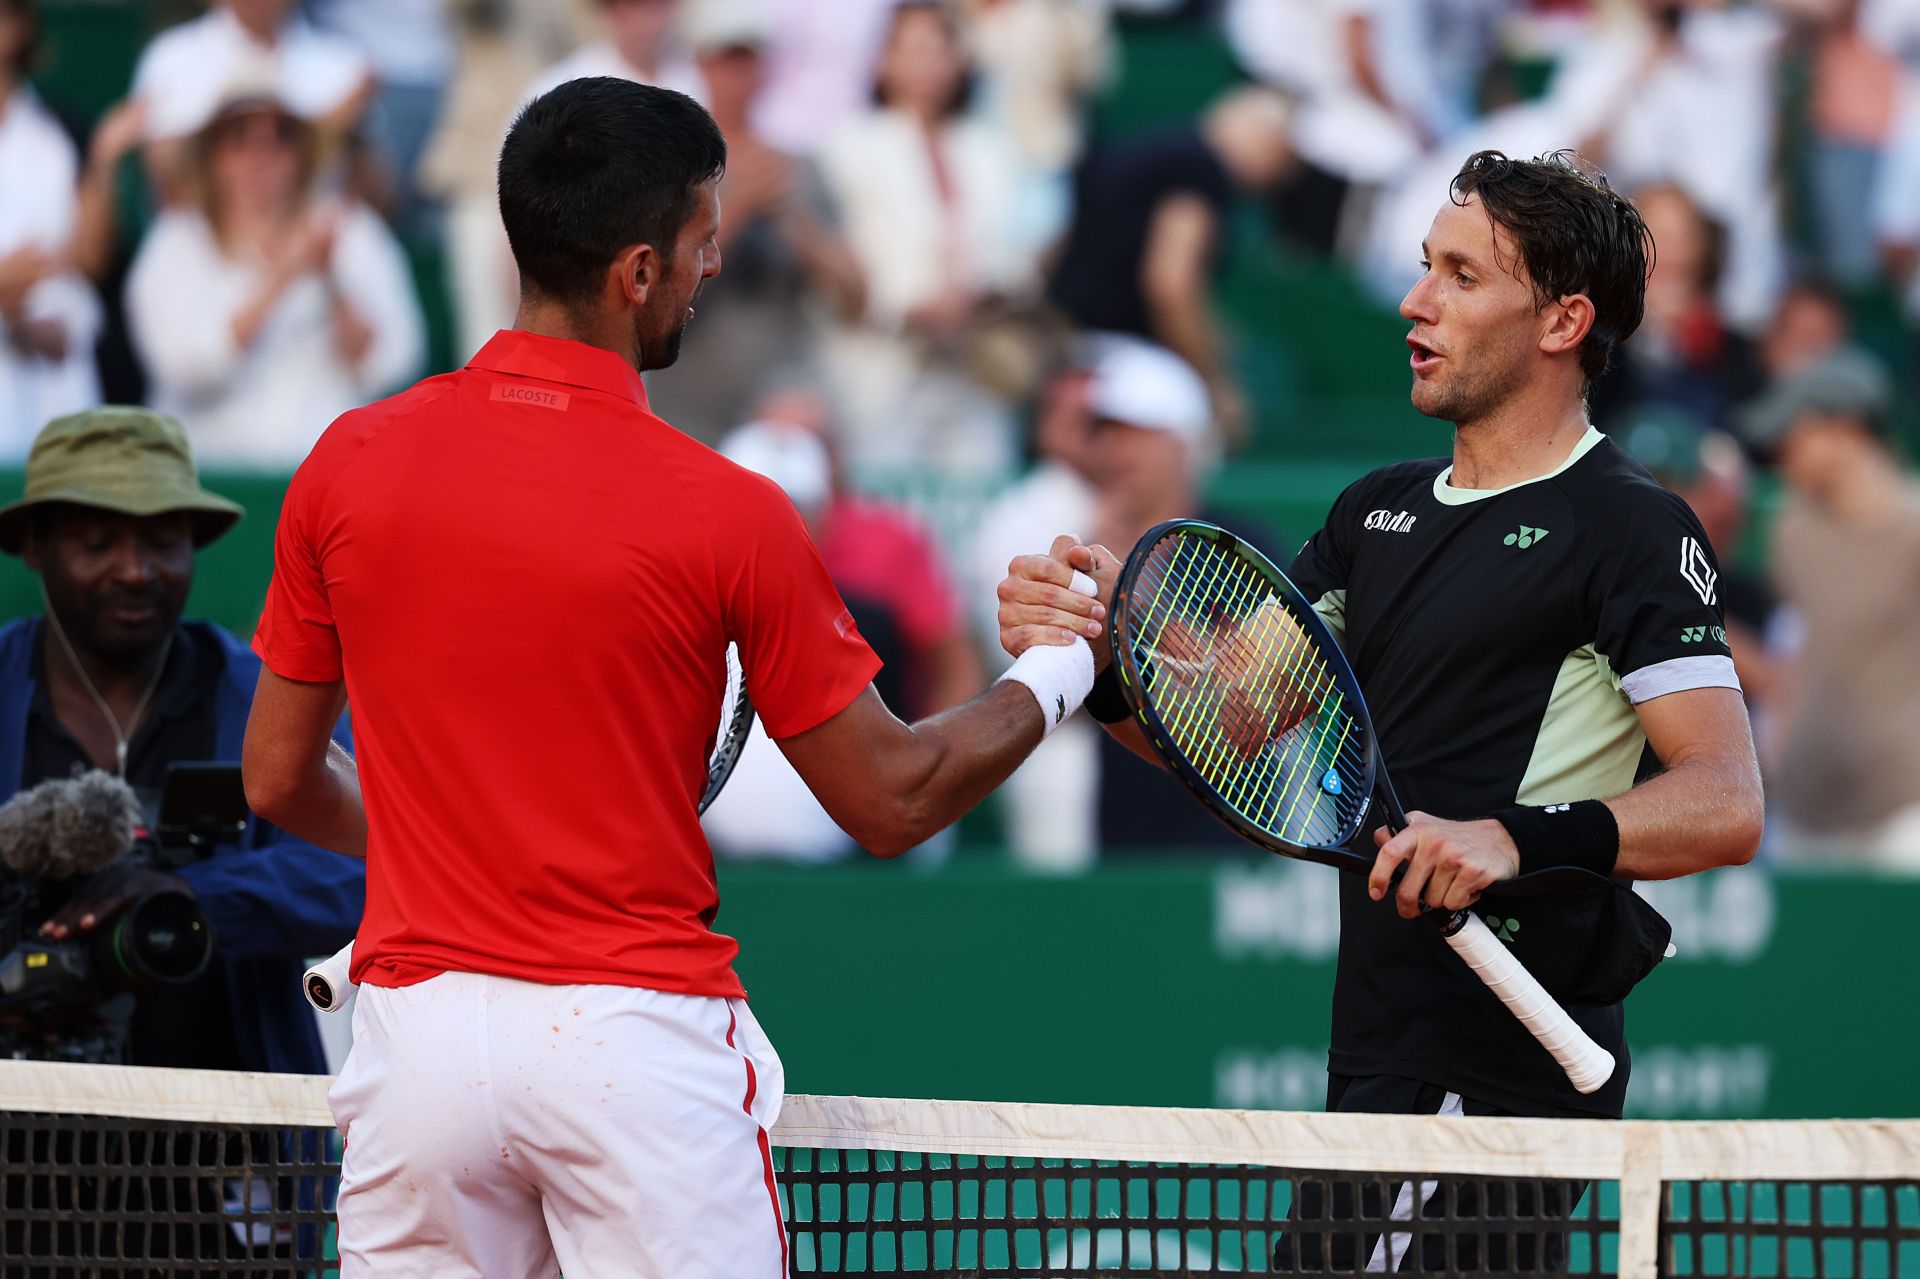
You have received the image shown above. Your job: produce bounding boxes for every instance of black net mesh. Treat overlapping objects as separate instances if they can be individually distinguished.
[2,1083,1918,1277]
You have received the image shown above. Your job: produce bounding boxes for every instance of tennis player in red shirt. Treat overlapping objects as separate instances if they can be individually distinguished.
[241,78,1102,1278]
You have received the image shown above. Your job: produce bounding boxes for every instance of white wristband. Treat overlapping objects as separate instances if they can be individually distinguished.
[995,569,1100,739]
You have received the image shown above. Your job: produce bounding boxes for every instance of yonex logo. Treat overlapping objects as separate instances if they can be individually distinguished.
[1485,915,1521,944]
[1680,537,1718,605]
[1681,626,1727,645]
[1502,525,1550,549]
[1364,509,1418,533]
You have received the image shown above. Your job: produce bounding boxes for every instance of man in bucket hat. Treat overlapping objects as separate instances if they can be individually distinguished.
[0,406,362,1074]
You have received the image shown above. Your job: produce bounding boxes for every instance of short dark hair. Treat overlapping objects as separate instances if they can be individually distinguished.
[1450,150,1653,382]
[498,77,726,305]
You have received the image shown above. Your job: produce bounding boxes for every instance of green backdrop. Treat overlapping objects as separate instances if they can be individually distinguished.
[717,860,1916,1120]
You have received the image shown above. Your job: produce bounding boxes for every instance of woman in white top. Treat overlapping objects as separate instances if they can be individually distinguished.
[818,1,1036,479]
[0,0,100,461]
[127,87,422,470]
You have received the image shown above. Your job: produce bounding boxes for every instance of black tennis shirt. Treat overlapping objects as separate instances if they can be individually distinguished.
[1286,429,1739,1117]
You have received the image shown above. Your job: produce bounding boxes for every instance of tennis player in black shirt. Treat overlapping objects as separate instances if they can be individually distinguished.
[1000,151,1765,1268]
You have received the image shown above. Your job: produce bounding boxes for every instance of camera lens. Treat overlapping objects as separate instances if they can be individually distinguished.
[109,891,214,985]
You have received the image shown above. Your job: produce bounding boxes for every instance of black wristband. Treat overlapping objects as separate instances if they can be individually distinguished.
[1490,799,1620,879]
[1084,663,1132,724]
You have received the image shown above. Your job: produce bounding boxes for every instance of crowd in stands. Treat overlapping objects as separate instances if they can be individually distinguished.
[2,0,1918,870]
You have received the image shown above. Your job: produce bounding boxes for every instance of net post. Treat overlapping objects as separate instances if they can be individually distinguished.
[1616,1120,1663,1279]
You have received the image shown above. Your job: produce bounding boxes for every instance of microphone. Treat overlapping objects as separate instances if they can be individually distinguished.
[0,773,141,880]
[304,941,356,1013]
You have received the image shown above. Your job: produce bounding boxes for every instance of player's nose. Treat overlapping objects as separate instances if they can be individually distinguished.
[1399,273,1437,324]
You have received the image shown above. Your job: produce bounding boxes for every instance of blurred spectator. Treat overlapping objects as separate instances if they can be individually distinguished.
[1074,337,1251,854]
[961,0,1114,248]
[419,0,592,362]
[129,0,373,199]
[819,0,1039,478]
[1046,86,1294,444]
[1226,0,1510,249]
[703,396,982,860]
[1742,349,1920,868]
[1799,0,1904,287]
[646,2,865,445]
[523,0,701,103]
[0,0,100,460]
[750,0,895,155]
[1617,407,1779,707]
[310,0,457,233]
[968,353,1101,872]
[1759,276,1851,383]
[1546,0,1785,331]
[125,86,423,469]
[1590,185,1758,434]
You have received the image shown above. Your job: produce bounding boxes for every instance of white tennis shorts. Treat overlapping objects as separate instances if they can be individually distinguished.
[328,970,787,1278]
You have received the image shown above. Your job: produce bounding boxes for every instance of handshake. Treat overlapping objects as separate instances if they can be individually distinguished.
[994,533,1315,760]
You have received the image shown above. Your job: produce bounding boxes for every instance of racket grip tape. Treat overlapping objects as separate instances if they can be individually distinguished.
[1439,911,1616,1095]
[303,941,357,1014]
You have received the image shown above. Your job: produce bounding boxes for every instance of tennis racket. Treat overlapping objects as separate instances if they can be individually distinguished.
[1108,519,1615,1094]
[304,643,758,1015]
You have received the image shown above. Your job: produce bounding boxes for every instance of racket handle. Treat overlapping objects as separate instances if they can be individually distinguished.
[303,941,356,1014]
[1438,911,1616,1095]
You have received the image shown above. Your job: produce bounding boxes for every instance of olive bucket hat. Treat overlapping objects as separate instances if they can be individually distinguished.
[0,408,245,556]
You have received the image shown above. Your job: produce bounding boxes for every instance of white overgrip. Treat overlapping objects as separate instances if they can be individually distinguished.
[303,941,356,1014]
[1442,911,1616,1095]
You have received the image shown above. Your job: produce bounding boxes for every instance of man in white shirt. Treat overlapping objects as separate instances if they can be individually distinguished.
[131,0,374,143]
[0,0,99,460]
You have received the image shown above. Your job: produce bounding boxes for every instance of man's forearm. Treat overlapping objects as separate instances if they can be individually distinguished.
[1606,753,1763,879]
[862,683,1045,854]
[259,741,369,859]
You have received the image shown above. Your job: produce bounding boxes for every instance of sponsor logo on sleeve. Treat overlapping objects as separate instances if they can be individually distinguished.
[1680,536,1718,605]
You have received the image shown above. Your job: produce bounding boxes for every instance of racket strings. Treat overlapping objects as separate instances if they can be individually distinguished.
[1125,536,1368,847]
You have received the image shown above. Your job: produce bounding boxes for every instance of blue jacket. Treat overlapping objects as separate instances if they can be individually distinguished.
[0,617,364,1074]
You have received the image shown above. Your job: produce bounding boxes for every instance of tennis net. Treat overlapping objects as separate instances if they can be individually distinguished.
[1,1059,1917,1277]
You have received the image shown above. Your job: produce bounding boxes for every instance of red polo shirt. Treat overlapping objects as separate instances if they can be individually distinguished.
[253,331,880,996]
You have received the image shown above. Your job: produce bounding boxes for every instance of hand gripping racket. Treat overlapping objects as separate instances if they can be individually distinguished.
[304,643,758,1014]
[1109,519,1614,1094]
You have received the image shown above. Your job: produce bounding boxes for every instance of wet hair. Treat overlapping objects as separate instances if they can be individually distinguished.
[1451,150,1654,381]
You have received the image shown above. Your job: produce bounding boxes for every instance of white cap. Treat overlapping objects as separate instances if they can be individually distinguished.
[719,420,832,513]
[686,0,774,53]
[1084,336,1213,448]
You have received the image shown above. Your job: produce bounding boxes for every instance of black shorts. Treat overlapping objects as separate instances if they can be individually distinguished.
[1271,1073,1586,1275]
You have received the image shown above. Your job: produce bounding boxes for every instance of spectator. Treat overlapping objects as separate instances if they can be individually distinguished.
[1799,0,1904,287]
[310,0,458,233]
[1741,349,1920,868]
[968,352,1101,872]
[1616,407,1778,707]
[419,0,590,362]
[703,397,982,860]
[522,0,700,104]
[1590,185,1758,434]
[645,1,865,445]
[1046,86,1295,444]
[751,0,895,155]
[819,0,1037,478]
[0,407,362,1069]
[125,85,423,470]
[1225,0,1510,250]
[0,0,100,461]
[1073,337,1254,855]
[129,0,373,198]
[1759,277,1851,385]
[960,0,1114,248]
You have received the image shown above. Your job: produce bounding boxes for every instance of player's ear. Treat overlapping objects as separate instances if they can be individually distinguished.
[1540,292,1595,359]
[614,243,657,308]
